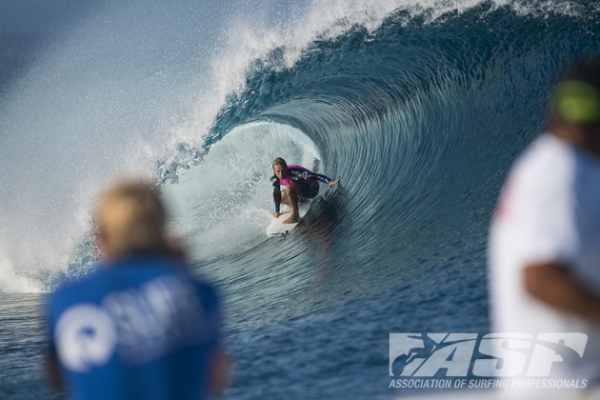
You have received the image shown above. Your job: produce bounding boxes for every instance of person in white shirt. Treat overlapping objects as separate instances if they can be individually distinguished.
[489,59,600,382]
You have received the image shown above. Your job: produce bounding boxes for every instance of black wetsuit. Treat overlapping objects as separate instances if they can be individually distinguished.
[271,164,334,213]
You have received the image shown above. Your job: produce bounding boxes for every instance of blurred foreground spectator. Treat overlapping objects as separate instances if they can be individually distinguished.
[44,178,229,399]
[489,59,600,382]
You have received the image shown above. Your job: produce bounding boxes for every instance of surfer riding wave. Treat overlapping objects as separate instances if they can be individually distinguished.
[271,157,339,224]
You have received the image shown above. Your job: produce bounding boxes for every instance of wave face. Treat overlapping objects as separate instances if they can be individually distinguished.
[162,3,600,399]
[1,0,599,399]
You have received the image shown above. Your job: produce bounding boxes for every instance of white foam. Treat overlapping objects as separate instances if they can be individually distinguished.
[0,248,45,294]
[210,0,583,98]
[161,121,319,261]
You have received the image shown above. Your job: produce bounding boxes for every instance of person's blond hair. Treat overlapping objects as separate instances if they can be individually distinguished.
[95,179,167,257]
[272,157,288,169]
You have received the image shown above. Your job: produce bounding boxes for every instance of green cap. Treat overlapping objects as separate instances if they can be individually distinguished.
[555,80,600,123]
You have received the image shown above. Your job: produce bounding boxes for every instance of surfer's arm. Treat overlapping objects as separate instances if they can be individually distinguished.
[271,175,282,215]
[308,173,340,187]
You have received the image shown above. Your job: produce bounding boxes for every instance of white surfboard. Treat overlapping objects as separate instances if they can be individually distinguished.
[266,202,310,237]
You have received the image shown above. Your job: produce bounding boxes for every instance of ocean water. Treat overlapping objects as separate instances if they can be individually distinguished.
[1,0,599,399]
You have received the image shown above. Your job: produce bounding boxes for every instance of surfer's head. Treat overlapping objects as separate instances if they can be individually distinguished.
[551,58,600,154]
[272,157,289,180]
[95,178,168,258]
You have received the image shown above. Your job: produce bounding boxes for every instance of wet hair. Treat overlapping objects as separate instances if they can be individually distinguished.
[96,179,167,257]
[272,157,288,169]
[554,58,600,124]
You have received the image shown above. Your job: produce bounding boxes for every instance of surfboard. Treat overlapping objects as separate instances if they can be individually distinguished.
[266,202,310,237]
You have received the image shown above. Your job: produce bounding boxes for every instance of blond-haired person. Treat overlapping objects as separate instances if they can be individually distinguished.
[45,179,229,400]
[271,157,339,224]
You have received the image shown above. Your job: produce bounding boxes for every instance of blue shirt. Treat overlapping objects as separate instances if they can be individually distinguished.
[47,256,221,400]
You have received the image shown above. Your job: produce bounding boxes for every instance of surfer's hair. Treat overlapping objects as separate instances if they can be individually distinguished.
[96,178,167,257]
[272,157,288,169]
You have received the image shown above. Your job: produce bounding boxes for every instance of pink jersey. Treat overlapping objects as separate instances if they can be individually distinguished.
[279,164,316,186]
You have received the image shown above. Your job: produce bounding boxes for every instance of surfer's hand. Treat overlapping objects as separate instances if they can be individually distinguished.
[328,179,340,187]
[274,211,280,218]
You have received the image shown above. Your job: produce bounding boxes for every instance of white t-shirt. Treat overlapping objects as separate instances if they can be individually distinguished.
[489,133,600,380]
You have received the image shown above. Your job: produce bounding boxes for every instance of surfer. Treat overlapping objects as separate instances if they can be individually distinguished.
[271,157,339,224]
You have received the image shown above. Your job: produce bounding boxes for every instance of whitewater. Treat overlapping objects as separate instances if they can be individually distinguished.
[0,0,599,398]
